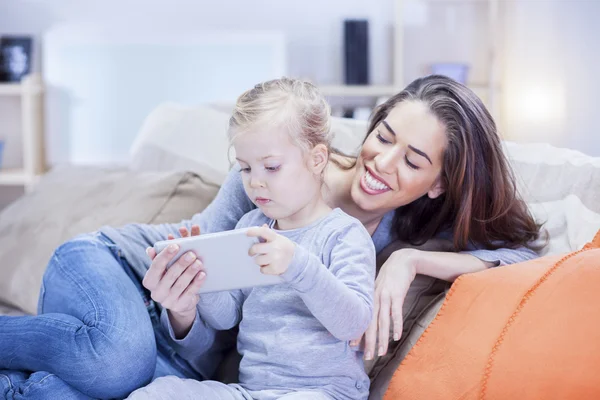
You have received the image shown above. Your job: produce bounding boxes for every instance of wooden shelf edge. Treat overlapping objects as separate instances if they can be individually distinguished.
[0,169,35,185]
[320,85,402,97]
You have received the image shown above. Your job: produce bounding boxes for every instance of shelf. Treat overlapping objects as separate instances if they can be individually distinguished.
[0,83,23,96]
[0,81,44,97]
[319,85,401,97]
[0,169,33,185]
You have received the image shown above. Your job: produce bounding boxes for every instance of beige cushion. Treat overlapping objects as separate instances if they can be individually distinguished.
[129,103,368,186]
[0,166,219,315]
[130,103,600,255]
[130,103,233,186]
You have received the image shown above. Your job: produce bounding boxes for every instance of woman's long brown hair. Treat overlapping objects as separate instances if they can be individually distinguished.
[336,75,542,251]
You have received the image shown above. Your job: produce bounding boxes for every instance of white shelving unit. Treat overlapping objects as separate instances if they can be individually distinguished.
[322,0,501,115]
[0,74,45,191]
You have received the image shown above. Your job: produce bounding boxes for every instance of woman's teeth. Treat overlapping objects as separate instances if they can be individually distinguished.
[365,170,390,191]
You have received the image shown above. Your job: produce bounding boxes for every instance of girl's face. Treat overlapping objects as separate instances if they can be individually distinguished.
[234,128,324,224]
[350,100,448,215]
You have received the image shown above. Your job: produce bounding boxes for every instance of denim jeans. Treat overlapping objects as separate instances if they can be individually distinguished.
[0,233,203,399]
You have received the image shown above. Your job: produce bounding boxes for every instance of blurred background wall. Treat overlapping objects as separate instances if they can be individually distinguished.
[0,0,598,207]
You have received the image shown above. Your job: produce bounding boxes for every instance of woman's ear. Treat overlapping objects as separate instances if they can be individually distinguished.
[309,144,329,175]
[427,177,445,199]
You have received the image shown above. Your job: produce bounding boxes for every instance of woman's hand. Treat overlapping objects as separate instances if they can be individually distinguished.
[142,224,204,338]
[352,248,419,360]
[247,224,295,276]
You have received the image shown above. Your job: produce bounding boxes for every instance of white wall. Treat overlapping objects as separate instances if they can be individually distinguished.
[0,0,598,171]
[502,0,600,156]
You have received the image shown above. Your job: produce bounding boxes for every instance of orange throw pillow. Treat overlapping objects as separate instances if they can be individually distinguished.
[385,230,600,400]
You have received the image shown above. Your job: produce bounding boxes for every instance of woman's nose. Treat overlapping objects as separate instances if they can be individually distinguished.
[374,149,399,175]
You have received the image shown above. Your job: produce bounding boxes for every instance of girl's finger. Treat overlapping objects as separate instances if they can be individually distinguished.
[248,242,270,257]
[254,254,270,268]
[167,234,175,240]
[247,226,277,243]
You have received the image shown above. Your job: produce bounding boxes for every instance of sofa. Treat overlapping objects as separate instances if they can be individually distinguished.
[0,103,599,398]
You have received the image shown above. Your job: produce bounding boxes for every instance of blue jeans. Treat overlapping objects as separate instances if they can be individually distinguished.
[0,233,203,399]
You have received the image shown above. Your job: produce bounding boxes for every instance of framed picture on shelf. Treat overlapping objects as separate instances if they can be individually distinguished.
[0,36,33,82]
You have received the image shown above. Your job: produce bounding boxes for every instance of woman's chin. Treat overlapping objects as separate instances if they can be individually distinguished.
[351,180,381,212]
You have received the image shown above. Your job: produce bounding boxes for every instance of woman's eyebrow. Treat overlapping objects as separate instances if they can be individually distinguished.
[408,145,432,165]
[382,120,433,165]
[382,120,396,136]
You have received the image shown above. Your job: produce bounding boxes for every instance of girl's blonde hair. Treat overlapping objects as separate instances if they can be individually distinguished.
[228,77,332,155]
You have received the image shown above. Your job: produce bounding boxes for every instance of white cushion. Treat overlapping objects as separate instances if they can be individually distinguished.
[130,103,600,255]
[130,103,367,186]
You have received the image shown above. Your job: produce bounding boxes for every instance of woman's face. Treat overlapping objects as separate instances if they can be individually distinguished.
[350,100,448,215]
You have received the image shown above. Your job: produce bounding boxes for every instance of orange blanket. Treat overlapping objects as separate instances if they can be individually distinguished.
[385,230,600,400]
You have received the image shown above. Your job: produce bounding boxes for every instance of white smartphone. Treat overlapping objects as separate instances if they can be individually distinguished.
[153,228,283,293]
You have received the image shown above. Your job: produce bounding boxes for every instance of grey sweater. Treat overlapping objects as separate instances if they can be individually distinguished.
[195,208,375,399]
[100,168,539,379]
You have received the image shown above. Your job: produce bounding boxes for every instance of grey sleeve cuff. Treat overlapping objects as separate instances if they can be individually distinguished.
[160,307,214,355]
[280,244,314,292]
[461,245,539,267]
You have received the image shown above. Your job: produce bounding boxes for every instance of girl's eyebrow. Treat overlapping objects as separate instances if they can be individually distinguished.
[236,155,282,162]
[259,155,282,160]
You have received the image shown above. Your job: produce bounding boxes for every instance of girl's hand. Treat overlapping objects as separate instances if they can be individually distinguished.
[351,249,419,360]
[247,224,295,276]
[143,224,204,328]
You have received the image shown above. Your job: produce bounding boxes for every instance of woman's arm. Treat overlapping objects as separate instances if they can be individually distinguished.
[412,249,495,281]
[362,248,494,360]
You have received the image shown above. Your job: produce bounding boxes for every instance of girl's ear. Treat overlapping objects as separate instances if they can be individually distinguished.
[309,144,329,175]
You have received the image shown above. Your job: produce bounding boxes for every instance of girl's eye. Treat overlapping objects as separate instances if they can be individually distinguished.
[405,156,420,170]
[376,132,392,144]
[265,166,281,172]
[239,167,251,173]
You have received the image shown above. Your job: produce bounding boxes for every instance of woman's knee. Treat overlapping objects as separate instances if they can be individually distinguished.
[73,324,157,398]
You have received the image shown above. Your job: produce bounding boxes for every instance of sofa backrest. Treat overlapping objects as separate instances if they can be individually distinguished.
[131,103,600,255]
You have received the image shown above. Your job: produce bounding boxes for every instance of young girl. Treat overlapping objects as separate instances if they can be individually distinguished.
[129,78,376,399]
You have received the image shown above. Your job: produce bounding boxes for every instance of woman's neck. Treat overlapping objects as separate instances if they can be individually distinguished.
[324,160,386,236]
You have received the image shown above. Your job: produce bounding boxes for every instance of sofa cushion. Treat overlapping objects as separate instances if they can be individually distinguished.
[384,230,600,399]
[0,166,219,315]
[129,103,368,186]
[130,103,600,255]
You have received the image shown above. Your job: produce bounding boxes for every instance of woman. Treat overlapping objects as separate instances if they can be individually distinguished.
[0,75,541,399]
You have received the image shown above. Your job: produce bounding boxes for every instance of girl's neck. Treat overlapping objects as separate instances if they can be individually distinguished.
[324,160,386,236]
[275,196,332,231]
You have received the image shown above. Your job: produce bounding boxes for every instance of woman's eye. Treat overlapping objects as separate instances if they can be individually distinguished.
[376,132,392,144]
[239,167,251,173]
[405,156,420,170]
[265,166,281,172]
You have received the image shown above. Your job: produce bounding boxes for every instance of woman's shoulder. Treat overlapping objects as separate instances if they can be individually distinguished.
[372,211,398,254]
